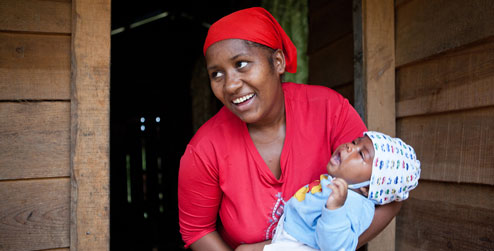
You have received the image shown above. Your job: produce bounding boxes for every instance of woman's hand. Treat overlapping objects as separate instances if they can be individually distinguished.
[234,240,271,251]
[326,178,348,210]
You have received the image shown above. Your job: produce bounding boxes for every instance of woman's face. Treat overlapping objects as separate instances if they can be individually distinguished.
[327,136,374,185]
[205,39,286,125]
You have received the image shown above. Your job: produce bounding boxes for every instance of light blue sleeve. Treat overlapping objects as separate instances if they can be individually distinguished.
[315,191,375,251]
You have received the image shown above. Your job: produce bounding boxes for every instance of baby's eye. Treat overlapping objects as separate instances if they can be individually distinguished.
[236,61,248,69]
[359,151,364,159]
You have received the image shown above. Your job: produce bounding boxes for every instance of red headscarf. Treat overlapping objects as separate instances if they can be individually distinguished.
[203,7,297,73]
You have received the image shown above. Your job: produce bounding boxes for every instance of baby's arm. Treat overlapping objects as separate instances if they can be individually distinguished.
[316,179,374,251]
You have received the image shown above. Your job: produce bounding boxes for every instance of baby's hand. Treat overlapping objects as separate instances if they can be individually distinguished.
[326,178,348,210]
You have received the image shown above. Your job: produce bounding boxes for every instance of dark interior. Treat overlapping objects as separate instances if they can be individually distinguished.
[110,1,260,250]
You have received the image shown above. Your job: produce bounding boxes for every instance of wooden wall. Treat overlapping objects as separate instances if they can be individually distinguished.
[308,0,355,104]
[394,0,494,250]
[0,0,110,250]
[0,0,71,250]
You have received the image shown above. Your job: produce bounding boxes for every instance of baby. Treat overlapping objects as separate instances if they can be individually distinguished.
[264,131,421,251]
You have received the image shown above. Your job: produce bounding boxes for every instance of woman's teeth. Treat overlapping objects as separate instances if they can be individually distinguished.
[233,93,254,104]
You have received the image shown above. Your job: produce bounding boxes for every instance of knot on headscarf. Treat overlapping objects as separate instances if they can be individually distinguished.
[203,7,297,73]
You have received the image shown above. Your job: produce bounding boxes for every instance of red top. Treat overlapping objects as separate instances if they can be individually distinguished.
[178,82,367,248]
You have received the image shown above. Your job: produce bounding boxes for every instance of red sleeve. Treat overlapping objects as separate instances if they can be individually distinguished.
[329,97,367,153]
[178,144,222,247]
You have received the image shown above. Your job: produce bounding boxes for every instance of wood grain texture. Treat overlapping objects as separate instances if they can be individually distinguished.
[395,0,494,67]
[360,1,396,250]
[396,37,494,118]
[308,33,354,88]
[308,0,353,54]
[71,0,111,250]
[397,106,494,185]
[396,181,494,250]
[0,32,71,100]
[0,178,70,251]
[0,102,70,180]
[0,0,71,33]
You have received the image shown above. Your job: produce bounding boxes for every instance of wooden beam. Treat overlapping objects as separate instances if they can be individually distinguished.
[396,37,494,118]
[0,0,71,34]
[0,102,70,180]
[354,0,396,249]
[70,0,110,250]
[397,106,494,185]
[0,32,71,100]
[0,178,70,250]
[395,0,494,67]
[397,180,494,250]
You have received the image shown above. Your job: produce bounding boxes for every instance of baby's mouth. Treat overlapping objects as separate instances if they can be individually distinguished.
[330,150,341,166]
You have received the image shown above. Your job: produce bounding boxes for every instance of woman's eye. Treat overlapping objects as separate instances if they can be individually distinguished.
[236,61,248,69]
[211,71,224,79]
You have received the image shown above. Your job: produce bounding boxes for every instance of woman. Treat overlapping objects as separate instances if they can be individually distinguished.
[178,7,401,251]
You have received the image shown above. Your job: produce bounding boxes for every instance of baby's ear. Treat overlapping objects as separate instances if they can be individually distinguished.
[360,186,369,197]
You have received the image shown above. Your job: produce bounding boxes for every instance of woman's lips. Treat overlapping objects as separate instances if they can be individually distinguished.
[232,93,255,105]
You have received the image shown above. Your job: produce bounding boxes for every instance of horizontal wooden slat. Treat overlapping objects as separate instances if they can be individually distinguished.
[0,0,71,33]
[0,32,71,100]
[0,102,70,180]
[0,178,70,251]
[397,107,494,185]
[397,37,494,118]
[396,0,494,67]
[308,0,353,54]
[308,33,354,87]
[397,181,494,250]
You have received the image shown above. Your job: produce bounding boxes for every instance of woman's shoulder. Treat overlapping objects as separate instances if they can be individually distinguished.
[282,82,347,104]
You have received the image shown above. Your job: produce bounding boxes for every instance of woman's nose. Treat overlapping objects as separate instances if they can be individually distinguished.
[225,72,242,93]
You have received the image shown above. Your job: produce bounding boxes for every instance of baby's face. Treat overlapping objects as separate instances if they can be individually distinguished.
[327,135,374,184]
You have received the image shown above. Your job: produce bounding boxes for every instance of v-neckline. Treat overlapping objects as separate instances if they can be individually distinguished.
[242,91,292,185]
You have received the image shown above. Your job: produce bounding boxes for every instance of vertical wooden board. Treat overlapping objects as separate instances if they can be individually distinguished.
[0,0,71,33]
[397,107,494,185]
[0,32,71,100]
[0,102,70,180]
[0,178,70,251]
[396,181,494,250]
[395,0,494,67]
[359,0,396,250]
[71,0,110,250]
[308,0,353,53]
[308,33,354,87]
[396,38,494,118]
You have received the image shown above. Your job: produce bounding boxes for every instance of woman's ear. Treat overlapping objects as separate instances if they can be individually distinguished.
[273,49,286,75]
[360,186,369,197]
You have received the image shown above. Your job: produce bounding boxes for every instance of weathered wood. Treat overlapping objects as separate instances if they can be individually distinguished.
[308,0,353,54]
[396,0,494,67]
[359,0,396,250]
[0,32,71,100]
[0,0,71,34]
[396,37,494,118]
[396,180,494,250]
[397,106,494,185]
[71,0,110,250]
[0,102,70,180]
[308,33,354,88]
[0,178,70,251]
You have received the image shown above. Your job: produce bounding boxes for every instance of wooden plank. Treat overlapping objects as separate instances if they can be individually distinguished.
[397,37,494,118]
[397,106,494,185]
[308,33,354,88]
[396,181,494,250]
[0,178,70,250]
[358,0,396,250]
[308,0,353,54]
[0,0,71,34]
[396,0,494,67]
[0,32,71,100]
[71,0,110,250]
[0,102,70,180]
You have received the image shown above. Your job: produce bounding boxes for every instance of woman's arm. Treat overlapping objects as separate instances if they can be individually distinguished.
[190,231,232,251]
[357,201,402,248]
